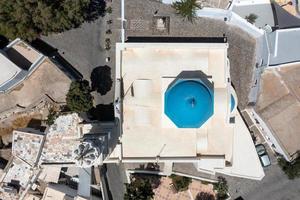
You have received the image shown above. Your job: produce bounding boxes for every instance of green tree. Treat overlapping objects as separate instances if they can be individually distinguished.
[278,155,300,179]
[172,0,201,22]
[124,176,154,200]
[66,80,93,113]
[213,176,228,200]
[46,108,58,126]
[0,0,101,41]
[196,192,215,200]
[169,174,192,192]
[245,13,258,24]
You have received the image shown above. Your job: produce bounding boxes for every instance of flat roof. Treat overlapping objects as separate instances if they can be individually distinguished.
[7,40,41,64]
[232,0,275,28]
[115,42,234,161]
[0,39,44,92]
[0,58,71,113]
[0,53,21,87]
[41,114,82,164]
[268,29,300,65]
[2,157,33,188]
[256,63,300,157]
[12,129,44,166]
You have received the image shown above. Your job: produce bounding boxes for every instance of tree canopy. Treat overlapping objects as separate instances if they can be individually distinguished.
[0,0,104,41]
[124,176,155,200]
[172,0,201,22]
[169,174,192,192]
[66,80,93,113]
[213,176,228,200]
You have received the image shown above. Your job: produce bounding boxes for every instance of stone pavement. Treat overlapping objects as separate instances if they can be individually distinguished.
[153,177,215,200]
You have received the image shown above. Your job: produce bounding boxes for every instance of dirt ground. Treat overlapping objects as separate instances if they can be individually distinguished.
[0,113,44,145]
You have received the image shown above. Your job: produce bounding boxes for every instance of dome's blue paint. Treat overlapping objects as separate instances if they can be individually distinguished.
[164,80,213,128]
[230,94,235,112]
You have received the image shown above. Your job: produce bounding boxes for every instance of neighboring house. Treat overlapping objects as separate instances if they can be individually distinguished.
[0,114,112,200]
[41,184,89,200]
[0,38,72,119]
[110,38,264,180]
[231,0,300,162]
[253,63,300,161]
[0,38,44,93]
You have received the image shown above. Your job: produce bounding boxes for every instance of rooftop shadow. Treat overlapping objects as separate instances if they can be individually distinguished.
[166,70,214,91]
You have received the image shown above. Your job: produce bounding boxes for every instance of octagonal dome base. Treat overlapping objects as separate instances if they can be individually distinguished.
[164,79,214,128]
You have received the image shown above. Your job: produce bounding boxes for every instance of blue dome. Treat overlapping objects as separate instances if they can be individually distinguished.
[164,80,214,128]
[230,94,235,112]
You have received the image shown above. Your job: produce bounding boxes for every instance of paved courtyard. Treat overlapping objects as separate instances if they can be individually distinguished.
[154,177,215,200]
[42,10,117,105]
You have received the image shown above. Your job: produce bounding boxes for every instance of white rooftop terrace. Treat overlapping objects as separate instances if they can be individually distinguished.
[111,42,264,180]
[0,53,21,87]
[114,43,232,161]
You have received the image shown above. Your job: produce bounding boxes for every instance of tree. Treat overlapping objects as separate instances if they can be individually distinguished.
[124,176,155,200]
[213,176,228,200]
[169,174,192,192]
[245,13,258,24]
[46,108,58,126]
[0,0,105,41]
[66,80,93,113]
[196,192,215,200]
[172,0,201,22]
[278,155,300,179]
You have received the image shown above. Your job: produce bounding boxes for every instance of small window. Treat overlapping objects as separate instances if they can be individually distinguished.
[230,117,235,124]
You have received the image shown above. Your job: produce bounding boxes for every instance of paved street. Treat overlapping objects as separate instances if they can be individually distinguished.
[42,14,115,105]
[225,162,300,200]
[106,164,126,200]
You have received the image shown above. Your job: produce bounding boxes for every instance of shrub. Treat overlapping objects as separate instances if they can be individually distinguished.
[105,38,111,50]
[196,191,215,200]
[245,13,258,24]
[172,0,201,22]
[46,108,58,126]
[124,176,155,200]
[106,6,112,14]
[213,176,228,200]
[66,80,93,113]
[169,174,192,192]
[278,156,300,179]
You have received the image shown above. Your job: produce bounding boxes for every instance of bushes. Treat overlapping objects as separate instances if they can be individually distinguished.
[169,174,192,192]
[245,13,258,24]
[196,191,215,200]
[278,156,300,179]
[46,108,58,126]
[124,175,157,200]
[213,176,228,200]
[172,0,201,22]
[66,80,93,113]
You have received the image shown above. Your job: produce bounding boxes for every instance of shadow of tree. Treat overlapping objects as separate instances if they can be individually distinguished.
[89,103,114,121]
[85,0,107,22]
[0,35,9,49]
[90,66,113,95]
